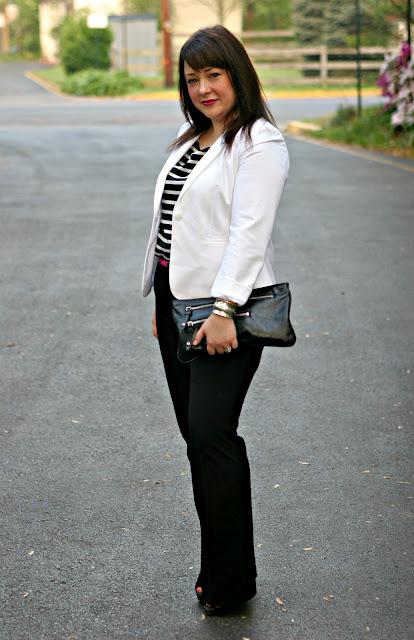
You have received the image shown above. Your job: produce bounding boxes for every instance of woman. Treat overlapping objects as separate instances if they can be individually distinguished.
[142,25,289,615]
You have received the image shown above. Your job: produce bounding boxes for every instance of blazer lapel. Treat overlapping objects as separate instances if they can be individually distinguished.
[153,135,198,213]
[153,133,225,214]
[177,135,224,202]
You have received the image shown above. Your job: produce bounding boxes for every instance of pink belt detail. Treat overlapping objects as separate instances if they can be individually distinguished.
[158,258,170,267]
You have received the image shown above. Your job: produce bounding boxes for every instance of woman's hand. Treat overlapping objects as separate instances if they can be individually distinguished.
[192,313,238,355]
[152,310,158,339]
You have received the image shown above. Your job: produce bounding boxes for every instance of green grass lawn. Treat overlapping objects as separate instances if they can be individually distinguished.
[307,104,414,159]
[0,51,39,62]
[33,65,378,96]
[35,64,66,85]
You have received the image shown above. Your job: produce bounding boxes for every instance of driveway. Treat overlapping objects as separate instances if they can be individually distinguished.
[1,62,412,640]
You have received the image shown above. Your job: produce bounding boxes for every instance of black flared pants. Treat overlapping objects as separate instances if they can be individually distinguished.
[154,260,263,606]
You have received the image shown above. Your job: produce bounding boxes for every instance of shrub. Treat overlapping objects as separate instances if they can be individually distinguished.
[60,69,144,96]
[313,104,413,157]
[330,104,357,127]
[377,42,414,128]
[59,16,113,75]
[10,0,40,56]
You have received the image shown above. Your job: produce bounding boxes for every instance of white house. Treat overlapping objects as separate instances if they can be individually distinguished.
[39,0,242,63]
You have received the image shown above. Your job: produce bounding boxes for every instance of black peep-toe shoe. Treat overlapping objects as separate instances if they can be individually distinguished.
[195,585,204,603]
[202,581,257,615]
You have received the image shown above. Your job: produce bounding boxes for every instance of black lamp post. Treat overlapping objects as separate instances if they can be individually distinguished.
[355,0,362,118]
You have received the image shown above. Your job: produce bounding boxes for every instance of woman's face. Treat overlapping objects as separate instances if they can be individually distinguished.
[183,62,237,127]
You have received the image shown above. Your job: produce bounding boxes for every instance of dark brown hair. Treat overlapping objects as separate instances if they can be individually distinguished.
[171,25,275,150]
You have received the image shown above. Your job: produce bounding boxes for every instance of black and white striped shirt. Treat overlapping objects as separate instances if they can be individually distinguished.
[154,139,210,261]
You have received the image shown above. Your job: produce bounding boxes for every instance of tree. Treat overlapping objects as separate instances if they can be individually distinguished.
[293,0,329,45]
[125,0,160,14]
[323,2,353,47]
[292,0,329,77]
[294,0,396,48]
[0,1,11,52]
[368,0,412,44]
[378,0,411,20]
[324,0,395,47]
[244,0,292,31]
[39,0,73,13]
[196,0,242,25]
[124,0,160,27]
[59,15,113,74]
[10,0,40,55]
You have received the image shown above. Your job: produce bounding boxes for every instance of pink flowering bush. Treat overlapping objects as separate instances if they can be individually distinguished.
[377,42,413,128]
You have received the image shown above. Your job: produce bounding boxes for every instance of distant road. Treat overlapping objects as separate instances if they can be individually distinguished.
[0,61,384,129]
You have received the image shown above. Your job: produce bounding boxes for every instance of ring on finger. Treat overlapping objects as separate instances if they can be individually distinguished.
[224,346,232,353]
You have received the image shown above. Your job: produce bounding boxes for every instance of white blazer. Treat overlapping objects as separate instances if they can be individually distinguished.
[141,117,289,305]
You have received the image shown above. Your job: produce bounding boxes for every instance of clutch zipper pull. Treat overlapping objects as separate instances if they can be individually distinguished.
[185,302,215,311]
[248,293,274,301]
[186,311,250,327]
[186,318,205,327]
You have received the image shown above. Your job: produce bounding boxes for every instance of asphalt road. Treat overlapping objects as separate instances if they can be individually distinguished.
[1,63,413,640]
[0,61,385,129]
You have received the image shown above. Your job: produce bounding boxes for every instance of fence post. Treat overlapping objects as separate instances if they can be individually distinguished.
[121,15,128,72]
[320,45,328,83]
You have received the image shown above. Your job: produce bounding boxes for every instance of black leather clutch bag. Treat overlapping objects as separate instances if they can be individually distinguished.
[171,283,296,363]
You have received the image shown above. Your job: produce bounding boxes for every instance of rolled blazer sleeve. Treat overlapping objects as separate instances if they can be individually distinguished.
[211,136,289,305]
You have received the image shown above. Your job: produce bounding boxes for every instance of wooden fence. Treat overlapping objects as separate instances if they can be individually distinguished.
[246,45,394,83]
[113,39,395,83]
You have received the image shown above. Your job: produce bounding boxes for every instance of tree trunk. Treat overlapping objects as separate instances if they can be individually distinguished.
[0,2,10,53]
[246,1,254,30]
[218,0,225,24]
[65,1,74,15]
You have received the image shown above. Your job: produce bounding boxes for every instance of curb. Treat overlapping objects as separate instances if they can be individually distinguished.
[285,120,322,134]
[265,88,381,100]
[284,131,414,173]
[24,71,179,102]
[24,71,64,97]
[24,70,382,102]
